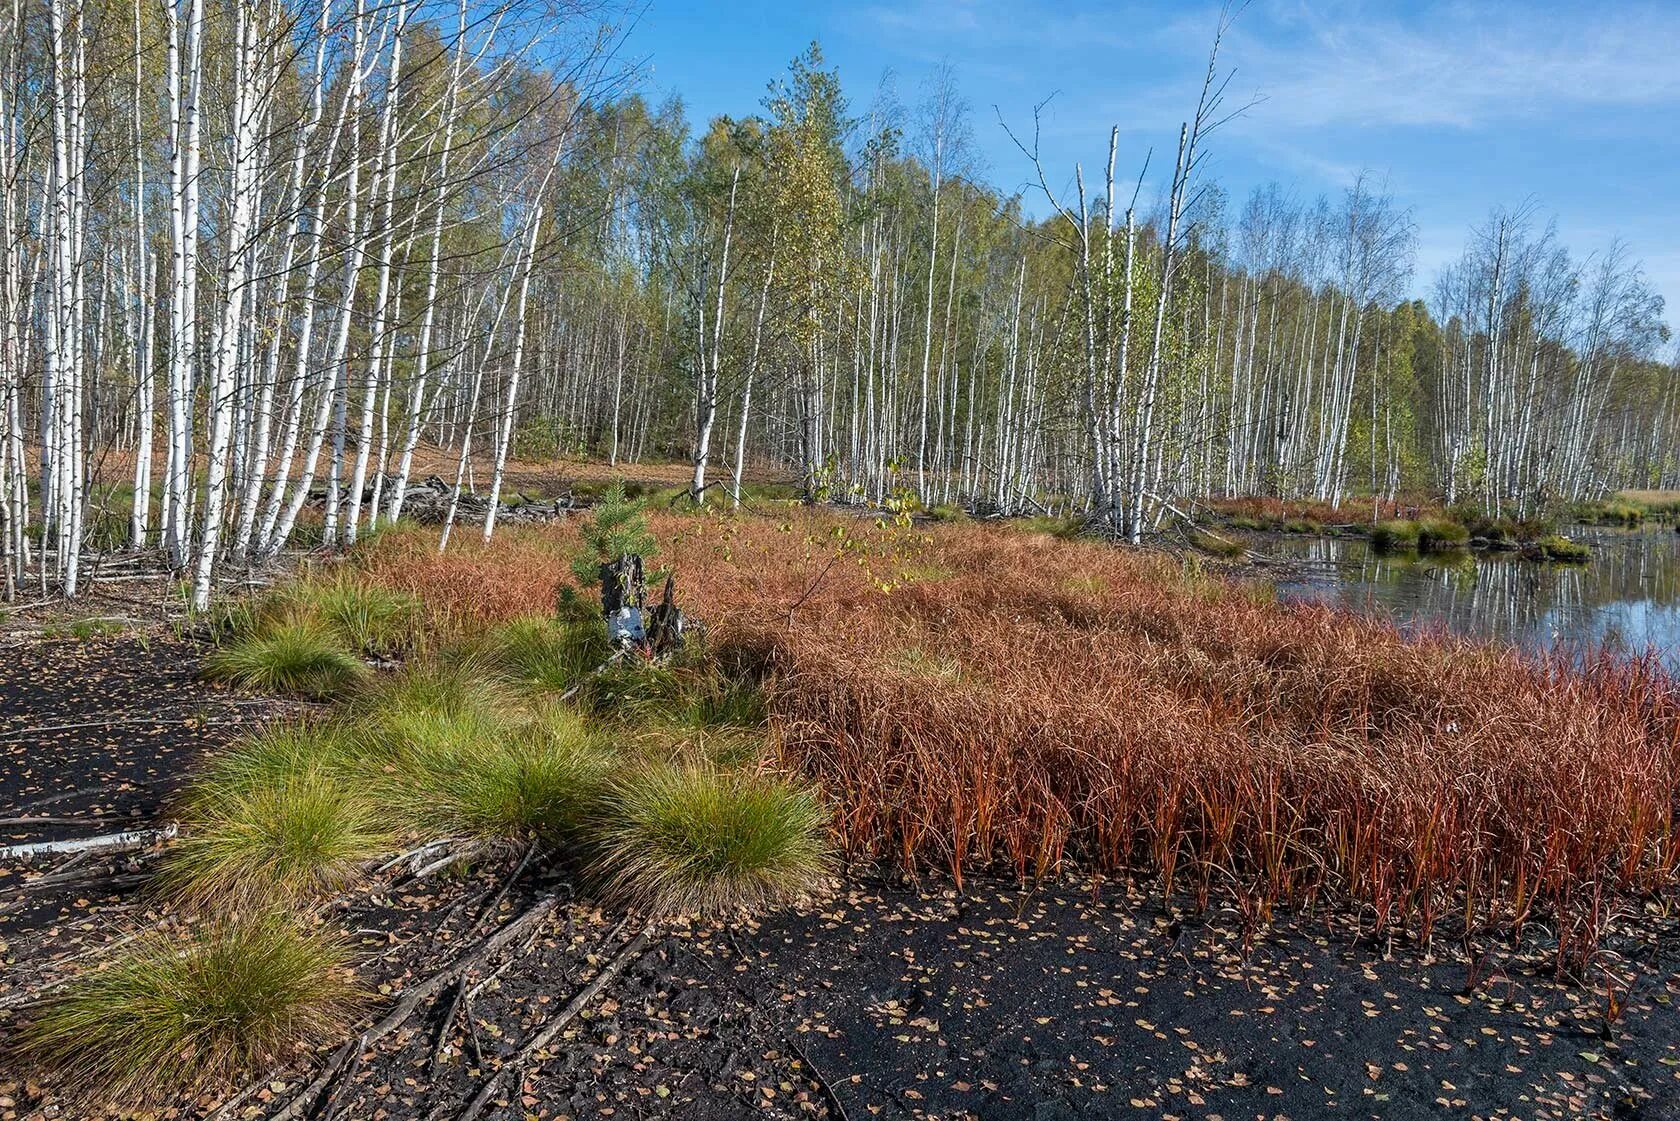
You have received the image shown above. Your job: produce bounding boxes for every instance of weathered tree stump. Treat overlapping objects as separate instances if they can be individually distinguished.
[599,556,692,658]
[601,554,647,647]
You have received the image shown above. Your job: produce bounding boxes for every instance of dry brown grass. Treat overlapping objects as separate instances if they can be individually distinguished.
[1203,494,1434,527]
[351,511,1680,952]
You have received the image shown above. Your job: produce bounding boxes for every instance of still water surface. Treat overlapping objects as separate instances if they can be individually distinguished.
[1264,526,1680,668]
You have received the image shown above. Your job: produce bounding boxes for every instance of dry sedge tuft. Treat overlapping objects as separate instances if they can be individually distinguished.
[593,761,832,917]
[21,919,360,1110]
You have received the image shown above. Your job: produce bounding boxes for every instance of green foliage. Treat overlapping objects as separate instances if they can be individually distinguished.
[1370,520,1421,553]
[373,704,612,844]
[762,42,856,352]
[22,920,358,1109]
[512,414,573,461]
[162,754,390,906]
[570,480,659,586]
[202,619,369,699]
[1416,517,1471,553]
[592,761,831,916]
[489,614,611,695]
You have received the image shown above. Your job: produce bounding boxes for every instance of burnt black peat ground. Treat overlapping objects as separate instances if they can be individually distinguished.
[4,630,1680,1120]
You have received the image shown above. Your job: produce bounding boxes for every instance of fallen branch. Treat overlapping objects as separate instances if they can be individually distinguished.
[556,648,628,704]
[0,712,271,740]
[470,840,537,930]
[453,921,655,1121]
[407,839,491,881]
[697,930,855,1121]
[317,1033,368,1121]
[376,837,457,876]
[0,823,177,862]
[429,977,467,1074]
[265,893,563,1121]
[5,777,169,816]
[788,1036,852,1121]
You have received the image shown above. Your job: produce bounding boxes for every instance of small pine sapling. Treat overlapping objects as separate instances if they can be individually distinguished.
[569,481,660,587]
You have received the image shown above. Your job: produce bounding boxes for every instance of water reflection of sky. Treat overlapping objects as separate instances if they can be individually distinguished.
[1268,527,1680,669]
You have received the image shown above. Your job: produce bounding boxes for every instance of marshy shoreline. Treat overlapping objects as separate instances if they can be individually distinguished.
[4,497,1680,1120]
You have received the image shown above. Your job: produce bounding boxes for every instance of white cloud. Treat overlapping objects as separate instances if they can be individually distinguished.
[869,1,1680,131]
[1233,1,1680,131]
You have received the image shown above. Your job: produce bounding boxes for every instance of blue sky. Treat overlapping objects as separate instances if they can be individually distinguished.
[617,0,1678,328]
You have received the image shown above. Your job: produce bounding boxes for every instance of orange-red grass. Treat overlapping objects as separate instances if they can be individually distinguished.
[351,514,1680,947]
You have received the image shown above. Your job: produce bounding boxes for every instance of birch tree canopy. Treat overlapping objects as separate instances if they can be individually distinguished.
[0,6,1673,602]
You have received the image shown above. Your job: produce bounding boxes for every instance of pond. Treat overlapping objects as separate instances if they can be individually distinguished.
[1261,525,1680,669]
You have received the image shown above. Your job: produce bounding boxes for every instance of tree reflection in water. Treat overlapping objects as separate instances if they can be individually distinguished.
[1271,526,1680,668]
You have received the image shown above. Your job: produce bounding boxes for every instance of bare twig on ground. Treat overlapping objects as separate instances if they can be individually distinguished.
[452,919,656,1121]
[407,840,491,881]
[264,893,564,1121]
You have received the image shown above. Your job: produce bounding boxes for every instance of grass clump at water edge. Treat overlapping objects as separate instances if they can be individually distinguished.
[1370,519,1421,553]
[1416,517,1471,552]
[1532,534,1593,563]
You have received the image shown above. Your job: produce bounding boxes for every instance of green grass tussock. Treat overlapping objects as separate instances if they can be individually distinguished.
[21,920,359,1109]
[355,655,512,722]
[1189,529,1244,558]
[1580,498,1646,526]
[202,618,369,699]
[920,501,971,523]
[488,614,611,696]
[191,722,362,792]
[1371,517,1470,554]
[1370,519,1420,553]
[162,757,392,906]
[580,656,767,736]
[592,762,831,917]
[221,572,420,659]
[275,574,419,658]
[1532,534,1593,563]
[369,703,611,843]
[1416,517,1471,552]
[1016,514,1087,540]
